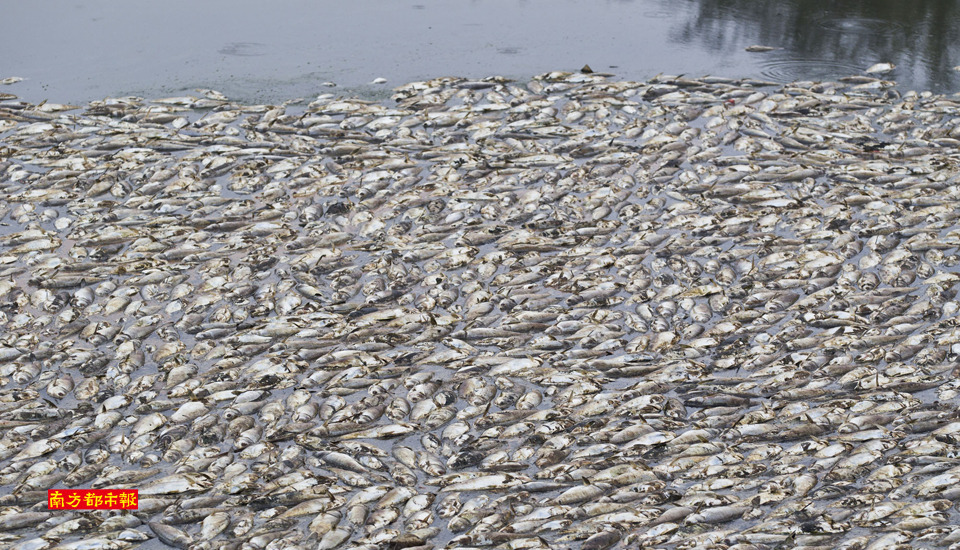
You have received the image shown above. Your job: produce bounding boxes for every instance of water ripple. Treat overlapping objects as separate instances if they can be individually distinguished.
[218,42,267,57]
[814,16,907,38]
[760,56,868,83]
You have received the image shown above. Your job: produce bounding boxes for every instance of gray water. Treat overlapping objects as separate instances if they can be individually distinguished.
[2,0,959,105]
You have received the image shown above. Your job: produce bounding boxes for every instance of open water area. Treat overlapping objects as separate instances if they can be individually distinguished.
[4,2,960,550]
[3,0,960,105]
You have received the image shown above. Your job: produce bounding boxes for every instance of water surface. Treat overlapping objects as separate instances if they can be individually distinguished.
[1,0,958,104]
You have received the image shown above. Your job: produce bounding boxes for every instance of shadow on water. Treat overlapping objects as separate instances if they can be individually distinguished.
[672,0,960,92]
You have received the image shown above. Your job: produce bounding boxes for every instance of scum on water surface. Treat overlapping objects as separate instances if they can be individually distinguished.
[2,71,960,549]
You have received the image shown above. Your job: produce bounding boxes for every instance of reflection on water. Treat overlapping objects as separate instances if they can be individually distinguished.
[673,0,960,92]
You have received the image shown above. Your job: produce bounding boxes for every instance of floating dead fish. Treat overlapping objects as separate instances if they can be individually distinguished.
[0,70,957,550]
[744,45,777,52]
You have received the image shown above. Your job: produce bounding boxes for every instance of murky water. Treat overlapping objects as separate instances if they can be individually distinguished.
[1,0,958,105]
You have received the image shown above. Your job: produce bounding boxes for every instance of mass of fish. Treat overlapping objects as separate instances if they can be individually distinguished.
[1,69,960,550]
